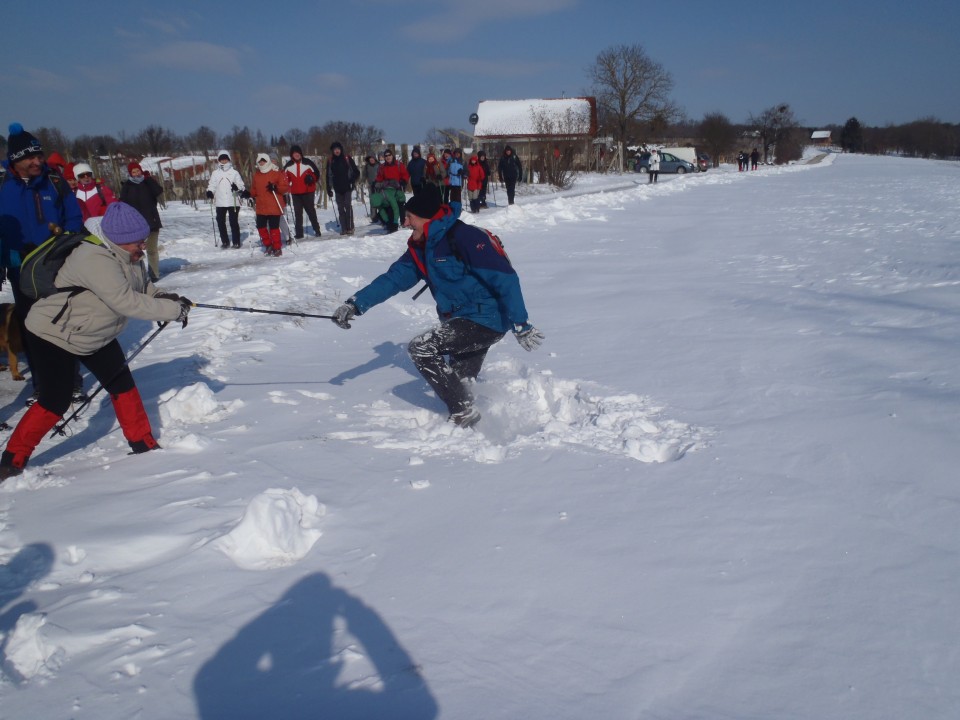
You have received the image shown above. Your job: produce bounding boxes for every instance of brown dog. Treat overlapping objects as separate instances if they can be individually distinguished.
[0,303,25,381]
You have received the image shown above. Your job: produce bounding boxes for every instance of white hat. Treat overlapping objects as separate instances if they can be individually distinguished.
[73,162,94,177]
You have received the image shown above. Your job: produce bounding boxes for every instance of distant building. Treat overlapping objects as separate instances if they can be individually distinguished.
[472,98,599,174]
[811,130,832,146]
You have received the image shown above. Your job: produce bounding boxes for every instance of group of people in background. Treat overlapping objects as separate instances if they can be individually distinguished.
[0,122,545,478]
[738,148,760,171]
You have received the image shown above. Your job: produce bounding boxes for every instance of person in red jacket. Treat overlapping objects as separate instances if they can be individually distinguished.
[466,155,486,213]
[73,162,117,221]
[282,145,321,239]
[249,153,290,256]
[374,148,410,233]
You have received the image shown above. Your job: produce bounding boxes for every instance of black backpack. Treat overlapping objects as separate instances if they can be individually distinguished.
[19,231,101,302]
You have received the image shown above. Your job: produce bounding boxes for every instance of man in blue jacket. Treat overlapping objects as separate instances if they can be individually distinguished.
[332,189,544,427]
[0,123,84,402]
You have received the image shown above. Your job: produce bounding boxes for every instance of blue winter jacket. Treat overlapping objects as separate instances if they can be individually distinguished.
[351,205,530,333]
[446,158,464,187]
[0,165,83,273]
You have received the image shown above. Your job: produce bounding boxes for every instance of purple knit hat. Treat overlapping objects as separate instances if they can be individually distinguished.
[101,202,150,245]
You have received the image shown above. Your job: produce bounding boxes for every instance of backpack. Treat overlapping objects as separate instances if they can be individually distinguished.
[19,231,101,302]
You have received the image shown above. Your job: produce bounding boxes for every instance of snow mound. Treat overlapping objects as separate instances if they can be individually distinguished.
[212,488,326,570]
[159,382,244,425]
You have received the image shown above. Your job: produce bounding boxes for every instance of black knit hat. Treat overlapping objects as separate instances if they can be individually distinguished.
[330,141,343,153]
[7,122,43,163]
[403,186,442,219]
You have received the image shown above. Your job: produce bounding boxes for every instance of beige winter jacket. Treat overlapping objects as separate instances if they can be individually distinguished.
[25,232,183,355]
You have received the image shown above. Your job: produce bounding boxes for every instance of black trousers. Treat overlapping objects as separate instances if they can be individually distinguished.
[28,333,134,416]
[504,180,517,204]
[12,281,83,392]
[216,206,241,246]
[291,193,320,238]
[407,318,505,415]
[334,190,354,233]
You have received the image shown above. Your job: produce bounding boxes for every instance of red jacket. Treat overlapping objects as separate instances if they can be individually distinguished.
[75,181,118,221]
[375,160,409,189]
[466,159,486,192]
[284,157,320,195]
[250,168,289,215]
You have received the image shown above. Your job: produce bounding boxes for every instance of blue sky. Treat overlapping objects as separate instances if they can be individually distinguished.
[2,0,957,148]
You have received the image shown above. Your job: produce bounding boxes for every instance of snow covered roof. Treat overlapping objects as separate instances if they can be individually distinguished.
[810,130,832,140]
[138,155,208,175]
[473,98,597,140]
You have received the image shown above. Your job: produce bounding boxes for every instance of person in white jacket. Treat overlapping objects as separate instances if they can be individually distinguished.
[648,149,660,184]
[206,151,246,248]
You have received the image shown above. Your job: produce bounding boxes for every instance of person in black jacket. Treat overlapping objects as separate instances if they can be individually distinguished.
[326,142,360,235]
[407,146,426,196]
[119,162,165,281]
[497,146,523,205]
[476,150,491,208]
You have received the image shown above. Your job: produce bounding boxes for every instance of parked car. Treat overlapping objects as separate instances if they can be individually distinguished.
[697,153,710,172]
[634,152,696,174]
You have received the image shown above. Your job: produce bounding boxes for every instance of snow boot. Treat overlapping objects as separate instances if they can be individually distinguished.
[2,403,63,477]
[257,227,271,252]
[111,388,160,454]
[270,228,283,256]
[449,405,481,428]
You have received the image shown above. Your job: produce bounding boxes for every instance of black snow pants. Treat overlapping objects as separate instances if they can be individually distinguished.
[407,318,506,415]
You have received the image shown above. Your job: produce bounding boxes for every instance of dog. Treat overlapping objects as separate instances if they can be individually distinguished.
[0,303,25,381]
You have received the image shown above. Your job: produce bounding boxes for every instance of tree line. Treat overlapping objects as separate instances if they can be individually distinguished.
[587,44,959,167]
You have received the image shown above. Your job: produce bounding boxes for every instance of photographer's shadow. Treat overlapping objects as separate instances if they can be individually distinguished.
[194,572,437,720]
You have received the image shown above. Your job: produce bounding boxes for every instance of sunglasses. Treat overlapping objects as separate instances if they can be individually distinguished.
[78,172,93,178]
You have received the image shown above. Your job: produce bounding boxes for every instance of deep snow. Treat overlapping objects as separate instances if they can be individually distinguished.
[1,152,959,719]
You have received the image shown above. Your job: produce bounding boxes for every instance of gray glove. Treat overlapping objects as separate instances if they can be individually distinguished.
[514,323,544,352]
[176,297,193,328]
[333,301,357,329]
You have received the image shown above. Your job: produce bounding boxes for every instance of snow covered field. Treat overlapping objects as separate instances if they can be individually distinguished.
[2,152,959,719]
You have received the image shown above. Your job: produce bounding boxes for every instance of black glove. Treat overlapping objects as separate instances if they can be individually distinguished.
[332,301,357,329]
[240,189,251,199]
[513,323,544,351]
[266,182,277,192]
[155,292,180,302]
[304,175,315,186]
[231,183,239,192]
[206,190,214,199]
[327,189,333,198]
[177,297,193,329]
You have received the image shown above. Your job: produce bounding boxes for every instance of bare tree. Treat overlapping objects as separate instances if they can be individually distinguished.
[587,44,677,170]
[34,127,71,156]
[184,125,218,161]
[748,104,799,163]
[529,108,581,189]
[135,125,178,156]
[425,127,472,151]
[698,112,737,167]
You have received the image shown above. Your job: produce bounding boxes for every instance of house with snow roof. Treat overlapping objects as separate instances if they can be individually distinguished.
[472,97,599,176]
[811,130,832,146]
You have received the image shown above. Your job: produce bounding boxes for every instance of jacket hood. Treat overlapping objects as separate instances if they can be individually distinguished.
[290,145,304,159]
[330,141,343,154]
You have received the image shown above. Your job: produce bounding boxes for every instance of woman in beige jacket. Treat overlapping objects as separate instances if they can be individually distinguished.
[0,202,191,481]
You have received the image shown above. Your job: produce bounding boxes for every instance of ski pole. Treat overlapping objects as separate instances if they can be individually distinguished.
[209,197,217,247]
[51,322,170,438]
[271,190,296,247]
[192,303,334,320]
